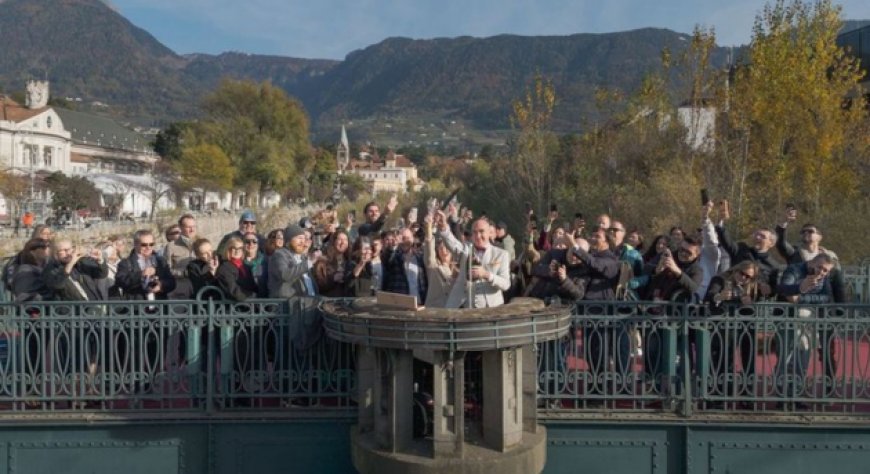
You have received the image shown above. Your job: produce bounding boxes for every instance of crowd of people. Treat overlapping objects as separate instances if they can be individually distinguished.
[0,194,850,405]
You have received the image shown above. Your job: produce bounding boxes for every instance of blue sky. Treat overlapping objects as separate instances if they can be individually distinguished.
[107,0,870,60]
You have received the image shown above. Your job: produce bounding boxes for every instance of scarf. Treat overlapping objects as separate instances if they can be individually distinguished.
[230,257,248,279]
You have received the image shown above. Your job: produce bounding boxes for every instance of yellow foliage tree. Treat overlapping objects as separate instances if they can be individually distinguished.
[729,0,866,223]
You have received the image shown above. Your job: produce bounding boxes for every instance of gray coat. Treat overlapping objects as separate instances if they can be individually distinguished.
[267,248,318,298]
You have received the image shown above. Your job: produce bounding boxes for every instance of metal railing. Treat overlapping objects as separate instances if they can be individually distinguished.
[1,297,870,419]
[0,298,355,412]
[538,300,870,416]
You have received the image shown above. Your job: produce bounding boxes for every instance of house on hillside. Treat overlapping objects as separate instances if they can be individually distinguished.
[0,80,168,220]
[336,125,423,194]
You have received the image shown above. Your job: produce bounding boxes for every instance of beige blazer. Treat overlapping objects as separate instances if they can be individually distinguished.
[439,229,510,309]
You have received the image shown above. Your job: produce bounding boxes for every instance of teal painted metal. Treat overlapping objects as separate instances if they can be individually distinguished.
[543,422,870,474]
[0,420,353,474]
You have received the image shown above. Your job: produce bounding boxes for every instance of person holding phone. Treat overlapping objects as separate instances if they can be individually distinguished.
[115,230,176,301]
[358,194,399,238]
[714,200,782,298]
[187,238,220,298]
[435,210,510,309]
[43,239,108,301]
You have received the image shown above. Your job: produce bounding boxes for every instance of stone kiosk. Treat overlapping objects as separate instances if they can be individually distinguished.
[321,297,571,474]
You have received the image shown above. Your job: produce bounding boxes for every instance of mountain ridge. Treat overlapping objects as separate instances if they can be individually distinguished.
[1,0,865,141]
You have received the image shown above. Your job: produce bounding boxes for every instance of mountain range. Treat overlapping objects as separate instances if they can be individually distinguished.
[0,0,865,144]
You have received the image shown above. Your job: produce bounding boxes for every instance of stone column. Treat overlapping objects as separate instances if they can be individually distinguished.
[482,347,523,452]
[373,349,413,453]
[433,351,465,458]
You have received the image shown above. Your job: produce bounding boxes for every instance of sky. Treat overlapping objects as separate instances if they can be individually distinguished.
[107,0,870,60]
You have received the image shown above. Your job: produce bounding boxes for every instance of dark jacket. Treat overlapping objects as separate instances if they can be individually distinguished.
[187,259,218,298]
[774,224,846,302]
[215,261,258,302]
[715,226,783,292]
[777,262,840,304]
[42,257,108,301]
[381,247,427,303]
[357,214,387,238]
[643,259,703,302]
[571,247,620,300]
[12,263,53,302]
[115,252,176,300]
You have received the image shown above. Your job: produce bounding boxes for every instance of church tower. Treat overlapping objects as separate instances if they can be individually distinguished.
[337,125,349,174]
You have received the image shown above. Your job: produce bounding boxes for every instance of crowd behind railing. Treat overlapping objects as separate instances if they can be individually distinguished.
[0,194,868,416]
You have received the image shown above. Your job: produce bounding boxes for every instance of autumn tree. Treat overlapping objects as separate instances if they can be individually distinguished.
[727,0,867,226]
[0,171,31,221]
[460,73,560,229]
[43,172,101,212]
[173,144,235,207]
[196,80,312,207]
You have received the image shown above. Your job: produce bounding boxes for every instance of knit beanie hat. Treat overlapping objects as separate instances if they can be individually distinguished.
[284,224,305,241]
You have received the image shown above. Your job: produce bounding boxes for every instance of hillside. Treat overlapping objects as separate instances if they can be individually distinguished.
[301,30,733,132]
[3,0,859,143]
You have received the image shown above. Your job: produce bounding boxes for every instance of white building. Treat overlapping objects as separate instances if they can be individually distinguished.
[0,81,165,220]
[677,100,717,153]
[337,126,423,194]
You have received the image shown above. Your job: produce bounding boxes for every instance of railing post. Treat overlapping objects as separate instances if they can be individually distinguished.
[682,302,693,417]
[187,310,201,407]
[205,298,215,414]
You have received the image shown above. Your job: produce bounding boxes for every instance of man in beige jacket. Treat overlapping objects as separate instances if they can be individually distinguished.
[436,211,510,309]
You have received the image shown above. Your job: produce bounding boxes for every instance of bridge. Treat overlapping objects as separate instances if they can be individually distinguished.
[0,260,867,473]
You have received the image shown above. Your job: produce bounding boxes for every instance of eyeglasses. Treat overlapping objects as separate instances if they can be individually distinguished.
[244,239,258,245]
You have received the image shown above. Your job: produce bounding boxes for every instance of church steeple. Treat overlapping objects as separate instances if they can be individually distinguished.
[337,125,349,174]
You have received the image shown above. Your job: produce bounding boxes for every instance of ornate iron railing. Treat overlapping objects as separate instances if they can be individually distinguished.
[0,298,355,412]
[0,297,869,419]
[538,300,870,416]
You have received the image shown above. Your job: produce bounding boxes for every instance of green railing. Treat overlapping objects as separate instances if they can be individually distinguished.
[538,300,870,417]
[0,298,355,412]
[0,296,869,420]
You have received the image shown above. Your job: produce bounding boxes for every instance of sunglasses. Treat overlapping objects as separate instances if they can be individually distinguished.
[140,243,155,248]
[244,239,258,245]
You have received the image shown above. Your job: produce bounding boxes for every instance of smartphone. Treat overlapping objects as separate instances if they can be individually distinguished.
[700,188,710,206]
[408,207,418,223]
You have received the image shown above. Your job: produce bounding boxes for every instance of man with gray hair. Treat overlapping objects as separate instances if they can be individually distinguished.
[115,229,176,300]
[435,211,510,308]
[43,239,108,301]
